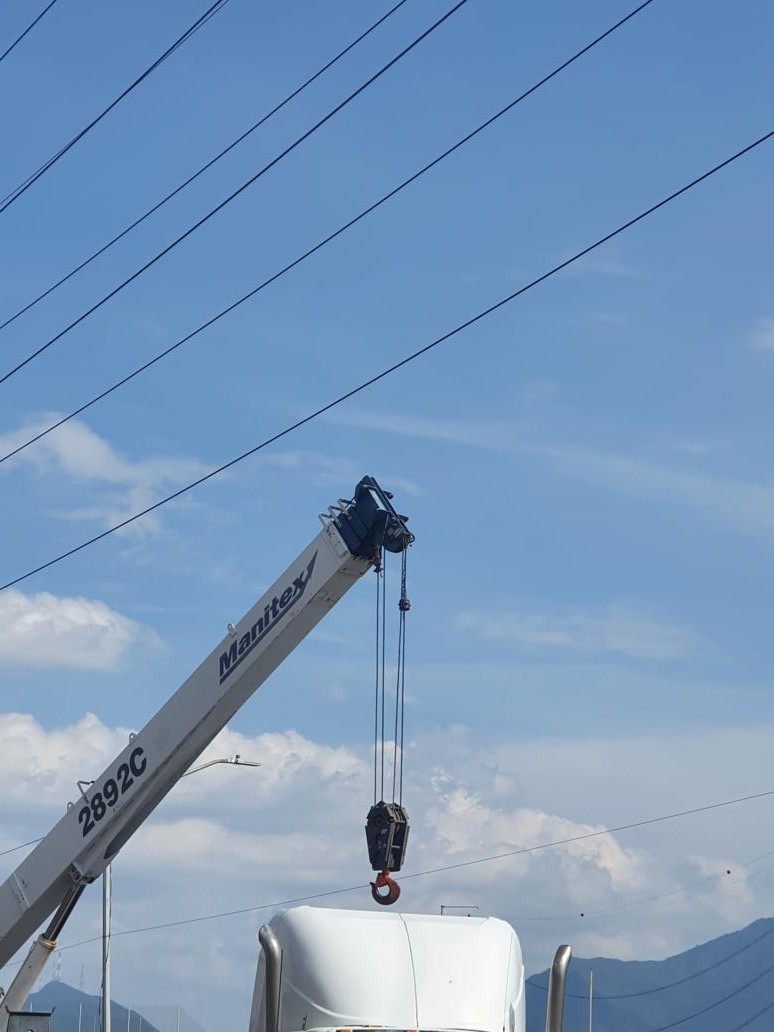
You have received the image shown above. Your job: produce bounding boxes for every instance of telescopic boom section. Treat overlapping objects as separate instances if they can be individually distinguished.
[0,477,413,975]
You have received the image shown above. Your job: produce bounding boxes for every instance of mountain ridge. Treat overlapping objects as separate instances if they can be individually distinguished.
[526,916,774,1032]
[17,917,774,1032]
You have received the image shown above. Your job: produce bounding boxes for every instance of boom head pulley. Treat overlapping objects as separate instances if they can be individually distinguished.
[331,476,414,559]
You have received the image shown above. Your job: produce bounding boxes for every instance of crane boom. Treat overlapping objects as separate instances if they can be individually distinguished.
[0,476,412,984]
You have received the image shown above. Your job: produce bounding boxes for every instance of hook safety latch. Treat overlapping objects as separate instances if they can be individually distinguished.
[371,869,401,906]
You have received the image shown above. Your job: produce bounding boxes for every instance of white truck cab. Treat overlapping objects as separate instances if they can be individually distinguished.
[249,907,557,1032]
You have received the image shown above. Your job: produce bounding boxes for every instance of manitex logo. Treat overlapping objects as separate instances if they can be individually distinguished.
[219,552,318,684]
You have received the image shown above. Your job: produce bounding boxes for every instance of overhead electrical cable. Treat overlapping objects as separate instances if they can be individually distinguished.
[648,958,774,1032]
[528,923,774,1000]
[0,0,411,335]
[572,856,770,921]
[519,846,774,924]
[727,998,774,1032]
[1,784,773,973]
[0,0,471,386]
[4,840,770,935]
[0,0,61,64]
[0,837,44,859]
[0,0,232,214]
[397,787,774,882]
[0,0,660,464]
[1,127,771,591]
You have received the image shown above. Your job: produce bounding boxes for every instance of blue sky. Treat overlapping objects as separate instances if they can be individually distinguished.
[2,0,774,1027]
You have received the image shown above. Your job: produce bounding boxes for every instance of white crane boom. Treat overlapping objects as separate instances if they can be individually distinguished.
[0,476,412,1011]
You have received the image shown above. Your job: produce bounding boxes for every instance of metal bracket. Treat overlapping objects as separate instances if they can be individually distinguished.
[76,780,94,801]
[318,500,353,528]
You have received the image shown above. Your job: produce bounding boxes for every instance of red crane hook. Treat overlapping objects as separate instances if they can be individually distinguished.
[370,869,401,905]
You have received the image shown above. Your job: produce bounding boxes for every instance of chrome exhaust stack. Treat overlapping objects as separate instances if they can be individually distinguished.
[545,945,572,1032]
[252,924,282,1032]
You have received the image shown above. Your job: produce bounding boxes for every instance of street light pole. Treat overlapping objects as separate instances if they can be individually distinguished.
[102,866,111,1032]
[100,755,260,1031]
[588,968,594,1032]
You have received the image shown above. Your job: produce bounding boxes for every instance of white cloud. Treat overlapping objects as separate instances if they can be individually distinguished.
[332,409,774,538]
[0,417,208,534]
[569,254,642,278]
[687,855,755,924]
[563,241,643,280]
[750,317,774,351]
[518,380,562,405]
[330,408,519,452]
[542,444,774,538]
[457,605,695,661]
[0,712,133,816]
[0,590,157,670]
[0,419,423,537]
[3,715,774,1028]
[256,449,424,497]
[586,310,629,326]
[424,783,647,894]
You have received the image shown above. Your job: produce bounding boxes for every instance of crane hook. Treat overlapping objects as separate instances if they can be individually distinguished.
[370,869,401,906]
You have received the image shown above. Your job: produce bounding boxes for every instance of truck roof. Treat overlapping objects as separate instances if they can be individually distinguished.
[265,906,524,1032]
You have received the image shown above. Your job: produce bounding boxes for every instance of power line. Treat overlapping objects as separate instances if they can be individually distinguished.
[400,787,774,882]
[0,837,44,859]
[0,881,370,973]
[2,783,773,972]
[0,0,411,335]
[727,998,774,1032]
[0,0,471,385]
[528,923,774,1001]
[1,126,771,591]
[0,0,232,214]
[3,839,770,936]
[0,0,658,466]
[0,0,61,64]
[649,957,774,1032]
[519,847,774,924]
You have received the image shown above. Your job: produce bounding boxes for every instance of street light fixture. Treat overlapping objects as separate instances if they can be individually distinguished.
[183,755,261,778]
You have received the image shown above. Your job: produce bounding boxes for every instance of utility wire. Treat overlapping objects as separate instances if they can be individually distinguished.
[399,788,774,883]
[0,0,61,64]
[0,882,371,973]
[649,957,774,1032]
[0,0,470,385]
[1,127,771,592]
[519,846,774,924]
[0,0,410,335]
[4,840,770,938]
[0,837,44,858]
[0,0,657,455]
[0,0,231,214]
[528,923,774,1000]
[728,998,774,1032]
[2,784,773,971]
